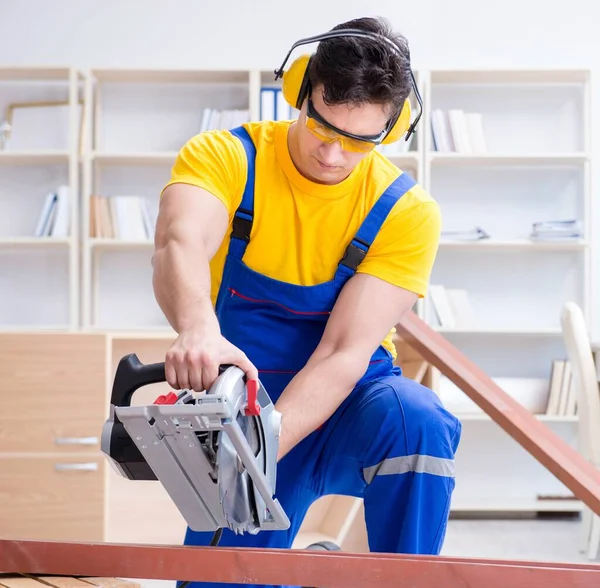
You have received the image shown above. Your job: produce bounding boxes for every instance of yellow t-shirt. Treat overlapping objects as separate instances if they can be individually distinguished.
[162,120,441,358]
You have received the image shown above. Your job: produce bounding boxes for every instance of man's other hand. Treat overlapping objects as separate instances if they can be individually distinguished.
[165,327,258,392]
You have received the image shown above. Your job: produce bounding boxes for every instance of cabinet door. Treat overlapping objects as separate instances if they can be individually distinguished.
[105,336,187,545]
[0,454,104,541]
[0,333,107,453]
[105,460,187,545]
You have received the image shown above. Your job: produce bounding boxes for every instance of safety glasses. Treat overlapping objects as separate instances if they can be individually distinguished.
[305,97,389,154]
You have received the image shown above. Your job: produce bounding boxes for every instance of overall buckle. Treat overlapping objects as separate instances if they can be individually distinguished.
[232,209,253,242]
[340,238,369,271]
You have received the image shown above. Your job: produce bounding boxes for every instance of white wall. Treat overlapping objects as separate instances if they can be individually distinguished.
[1,0,599,336]
[1,0,598,70]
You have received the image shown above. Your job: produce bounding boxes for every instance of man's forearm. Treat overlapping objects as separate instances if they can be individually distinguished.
[152,239,218,333]
[274,349,368,460]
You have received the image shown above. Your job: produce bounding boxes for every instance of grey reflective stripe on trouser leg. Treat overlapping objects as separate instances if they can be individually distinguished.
[363,454,456,484]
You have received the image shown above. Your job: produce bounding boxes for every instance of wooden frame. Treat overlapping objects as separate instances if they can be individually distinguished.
[2,539,600,588]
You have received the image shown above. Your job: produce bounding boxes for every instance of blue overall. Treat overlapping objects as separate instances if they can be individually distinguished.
[181,126,462,588]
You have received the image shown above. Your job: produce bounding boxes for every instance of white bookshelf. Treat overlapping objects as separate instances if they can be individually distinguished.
[419,68,592,513]
[80,67,254,330]
[0,66,83,331]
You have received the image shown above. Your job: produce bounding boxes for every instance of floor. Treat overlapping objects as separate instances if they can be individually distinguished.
[124,514,598,587]
[442,514,593,563]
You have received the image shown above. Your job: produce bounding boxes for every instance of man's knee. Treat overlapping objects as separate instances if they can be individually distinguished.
[361,375,462,460]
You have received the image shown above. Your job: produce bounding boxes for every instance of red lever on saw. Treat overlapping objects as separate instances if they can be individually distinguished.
[154,391,178,405]
[245,379,260,416]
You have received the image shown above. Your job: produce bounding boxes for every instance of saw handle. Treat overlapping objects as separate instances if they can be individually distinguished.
[110,353,167,407]
[110,354,238,407]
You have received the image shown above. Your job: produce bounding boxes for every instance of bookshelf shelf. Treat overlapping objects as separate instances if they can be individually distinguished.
[0,237,72,248]
[0,151,70,165]
[89,68,251,84]
[89,238,154,250]
[90,151,178,165]
[438,239,588,251]
[0,66,73,81]
[429,68,590,84]
[428,152,590,166]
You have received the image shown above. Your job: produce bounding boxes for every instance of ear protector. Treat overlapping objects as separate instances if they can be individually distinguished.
[273,28,423,143]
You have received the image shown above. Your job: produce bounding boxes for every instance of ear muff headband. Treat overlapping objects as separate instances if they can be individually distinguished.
[273,28,423,143]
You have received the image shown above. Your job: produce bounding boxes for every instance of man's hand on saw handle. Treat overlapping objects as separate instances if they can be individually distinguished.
[165,326,258,392]
[153,183,258,392]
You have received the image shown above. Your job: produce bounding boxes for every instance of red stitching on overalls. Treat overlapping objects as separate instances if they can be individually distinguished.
[229,288,331,316]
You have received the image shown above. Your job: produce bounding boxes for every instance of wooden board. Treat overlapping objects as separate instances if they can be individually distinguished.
[396,311,600,515]
[1,539,600,588]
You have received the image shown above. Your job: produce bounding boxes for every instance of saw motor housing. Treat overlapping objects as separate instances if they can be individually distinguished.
[100,354,290,536]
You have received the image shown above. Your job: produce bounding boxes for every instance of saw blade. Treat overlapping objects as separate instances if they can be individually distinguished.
[217,409,265,533]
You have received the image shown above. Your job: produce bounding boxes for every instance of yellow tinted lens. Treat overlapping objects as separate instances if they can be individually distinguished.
[305,117,375,153]
[342,136,377,153]
[306,117,337,141]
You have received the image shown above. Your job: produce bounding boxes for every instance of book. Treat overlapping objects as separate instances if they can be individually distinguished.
[430,108,487,153]
[34,185,70,238]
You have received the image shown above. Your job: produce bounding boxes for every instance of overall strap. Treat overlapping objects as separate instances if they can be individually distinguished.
[228,125,257,259]
[335,172,417,281]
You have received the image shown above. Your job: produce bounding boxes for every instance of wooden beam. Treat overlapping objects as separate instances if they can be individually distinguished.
[396,311,600,516]
[1,539,600,588]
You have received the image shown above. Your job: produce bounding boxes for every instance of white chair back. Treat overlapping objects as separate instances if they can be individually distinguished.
[560,301,600,466]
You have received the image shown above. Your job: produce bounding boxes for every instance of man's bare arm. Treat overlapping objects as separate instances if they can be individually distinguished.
[274,272,418,460]
[153,183,227,333]
[152,183,258,391]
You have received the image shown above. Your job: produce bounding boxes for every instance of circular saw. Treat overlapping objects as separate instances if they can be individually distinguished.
[100,353,290,536]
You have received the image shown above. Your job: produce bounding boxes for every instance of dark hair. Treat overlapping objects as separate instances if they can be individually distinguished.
[307,16,412,117]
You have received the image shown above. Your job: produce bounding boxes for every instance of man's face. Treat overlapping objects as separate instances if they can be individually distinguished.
[290,83,391,185]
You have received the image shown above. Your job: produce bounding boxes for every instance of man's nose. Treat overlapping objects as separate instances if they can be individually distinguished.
[319,139,344,162]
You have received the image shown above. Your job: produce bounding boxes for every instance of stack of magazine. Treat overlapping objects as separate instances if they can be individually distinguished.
[440,227,490,242]
[530,220,583,241]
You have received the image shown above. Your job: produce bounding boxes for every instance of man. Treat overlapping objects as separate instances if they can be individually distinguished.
[152,15,461,588]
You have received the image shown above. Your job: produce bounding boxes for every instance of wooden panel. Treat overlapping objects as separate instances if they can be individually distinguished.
[105,335,187,544]
[293,495,337,548]
[104,463,186,545]
[0,576,140,588]
[339,501,370,553]
[319,496,362,546]
[2,539,600,587]
[396,310,600,516]
[0,334,107,453]
[0,455,104,542]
